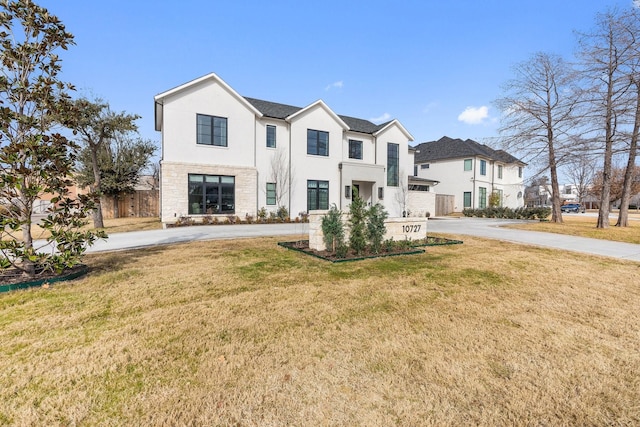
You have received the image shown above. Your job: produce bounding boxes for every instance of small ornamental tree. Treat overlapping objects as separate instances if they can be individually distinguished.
[0,0,104,278]
[366,203,388,254]
[320,204,344,253]
[348,188,367,255]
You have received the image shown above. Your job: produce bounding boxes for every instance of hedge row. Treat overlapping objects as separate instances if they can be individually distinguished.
[462,206,551,220]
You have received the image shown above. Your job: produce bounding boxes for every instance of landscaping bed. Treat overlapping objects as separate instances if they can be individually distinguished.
[278,236,462,262]
[0,264,89,293]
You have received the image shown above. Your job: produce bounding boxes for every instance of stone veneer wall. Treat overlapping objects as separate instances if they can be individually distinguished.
[308,211,428,251]
[161,161,258,224]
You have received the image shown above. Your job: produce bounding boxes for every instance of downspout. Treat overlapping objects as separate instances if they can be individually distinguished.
[288,120,292,216]
[254,119,258,215]
[473,157,477,208]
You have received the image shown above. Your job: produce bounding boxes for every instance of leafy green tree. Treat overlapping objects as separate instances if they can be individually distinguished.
[71,98,139,227]
[77,135,155,218]
[348,188,367,255]
[0,0,103,278]
[366,203,388,254]
[320,204,344,253]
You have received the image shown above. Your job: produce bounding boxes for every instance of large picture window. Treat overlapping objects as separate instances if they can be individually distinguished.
[387,143,399,186]
[348,139,362,159]
[188,174,235,214]
[266,125,276,148]
[307,180,329,210]
[197,114,227,147]
[307,129,329,156]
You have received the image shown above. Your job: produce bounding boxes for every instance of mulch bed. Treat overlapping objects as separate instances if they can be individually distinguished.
[278,237,462,263]
[0,264,89,292]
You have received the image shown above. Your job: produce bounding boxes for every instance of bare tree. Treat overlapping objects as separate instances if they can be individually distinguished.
[394,170,409,216]
[577,8,636,228]
[268,146,293,210]
[616,7,640,227]
[565,148,597,204]
[591,165,640,205]
[495,52,581,223]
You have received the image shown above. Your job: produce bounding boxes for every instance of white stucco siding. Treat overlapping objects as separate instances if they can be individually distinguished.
[161,79,256,167]
[288,105,345,216]
[343,132,375,163]
[255,119,291,211]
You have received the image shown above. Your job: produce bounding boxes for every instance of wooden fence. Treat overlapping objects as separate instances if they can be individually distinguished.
[102,190,159,219]
[435,194,455,216]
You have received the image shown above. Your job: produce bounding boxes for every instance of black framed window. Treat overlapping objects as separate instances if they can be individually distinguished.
[197,114,227,147]
[307,180,329,210]
[463,191,472,208]
[307,129,329,156]
[266,182,276,205]
[480,160,487,176]
[387,143,399,186]
[188,174,235,214]
[266,125,276,148]
[348,139,362,159]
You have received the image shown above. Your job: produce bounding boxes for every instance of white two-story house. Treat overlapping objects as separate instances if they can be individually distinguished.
[154,73,422,225]
[413,136,525,212]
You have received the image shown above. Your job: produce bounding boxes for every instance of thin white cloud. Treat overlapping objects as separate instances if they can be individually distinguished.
[370,112,391,123]
[324,80,343,91]
[423,101,438,113]
[457,106,489,125]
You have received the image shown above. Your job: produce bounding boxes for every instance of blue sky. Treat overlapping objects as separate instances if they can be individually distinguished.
[39,0,635,151]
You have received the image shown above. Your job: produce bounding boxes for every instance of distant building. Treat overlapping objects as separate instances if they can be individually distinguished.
[413,136,525,212]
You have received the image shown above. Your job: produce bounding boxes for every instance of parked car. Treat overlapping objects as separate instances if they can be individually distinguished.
[561,203,586,213]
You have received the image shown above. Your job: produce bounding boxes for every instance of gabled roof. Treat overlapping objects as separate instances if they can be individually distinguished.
[245,97,386,135]
[413,136,524,164]
[154,73,263,131]
[374,119,415,142]
[286,100,349,130]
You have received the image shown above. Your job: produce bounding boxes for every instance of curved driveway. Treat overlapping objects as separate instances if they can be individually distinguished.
[85,218,640,262]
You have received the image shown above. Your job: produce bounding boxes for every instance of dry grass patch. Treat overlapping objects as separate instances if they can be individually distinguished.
[1,235,639,426]
[505,214,640,244]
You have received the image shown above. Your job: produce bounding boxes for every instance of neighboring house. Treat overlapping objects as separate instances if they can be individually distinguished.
[154,73,423,225]
[413,136,525,212]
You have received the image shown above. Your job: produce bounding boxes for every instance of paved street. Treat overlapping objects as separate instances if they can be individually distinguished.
[83,217,640,262]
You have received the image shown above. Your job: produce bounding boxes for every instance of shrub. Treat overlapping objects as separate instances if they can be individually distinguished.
[348,189,367,255]
[276,206,289,221]
[257,207,267,222]
[366,203,388,254]
[321,204,345,253]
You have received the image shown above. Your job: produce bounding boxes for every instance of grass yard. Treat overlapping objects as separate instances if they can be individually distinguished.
[1,235,639,425]
[505,213,640,244]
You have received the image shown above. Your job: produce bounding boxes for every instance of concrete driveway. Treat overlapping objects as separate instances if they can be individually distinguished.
[83,217,640,262]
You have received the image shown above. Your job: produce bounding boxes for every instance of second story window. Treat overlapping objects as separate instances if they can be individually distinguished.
[266,125,276,148]
[348,139,362,159]
[464,159,472,171]
[197,114,227,147]
[480,159,487,176]
[498,165,503,179]
[387,143,399,186]
[307,129,329,156]
[518,166,523,178]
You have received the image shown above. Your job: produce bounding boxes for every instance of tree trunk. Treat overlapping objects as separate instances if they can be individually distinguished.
[113,194,120,218]
[616,82,640,227]
[19,193,35,277]
[597,64,616,229]
[547,116,563,223]
[89,143,104,228]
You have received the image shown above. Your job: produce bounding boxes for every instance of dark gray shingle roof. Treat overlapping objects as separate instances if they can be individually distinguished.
[243,97,383,135]
[413,136,523,164]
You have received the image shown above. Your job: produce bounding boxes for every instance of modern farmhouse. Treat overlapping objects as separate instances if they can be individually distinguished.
[154,73,431,225]
[413,136,525,212]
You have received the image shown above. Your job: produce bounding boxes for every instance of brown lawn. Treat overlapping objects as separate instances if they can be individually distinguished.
[1,235,638,425]
[505,212,640,244]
